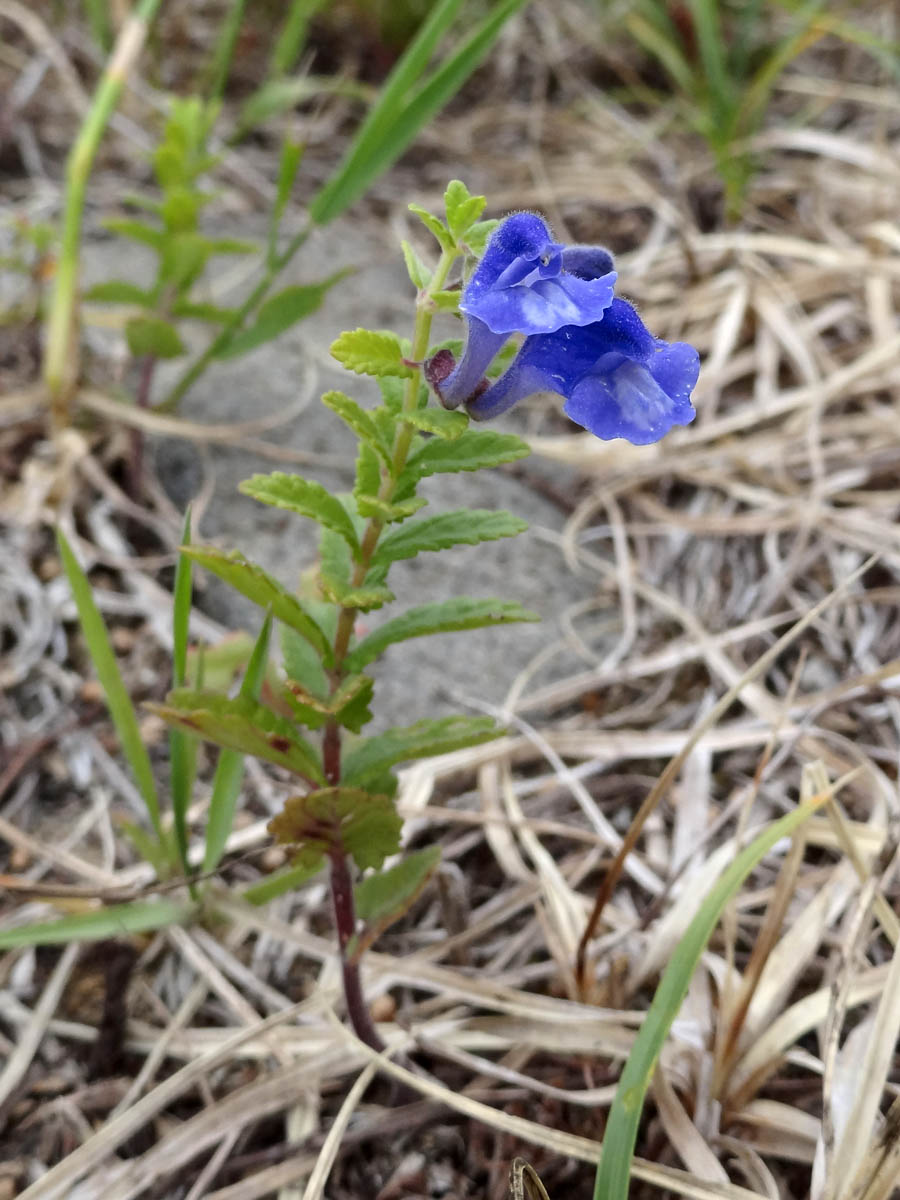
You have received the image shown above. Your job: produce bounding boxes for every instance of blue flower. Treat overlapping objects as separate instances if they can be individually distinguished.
[427,211,699,445]
[433,213,617,410]
[467,298,699,445]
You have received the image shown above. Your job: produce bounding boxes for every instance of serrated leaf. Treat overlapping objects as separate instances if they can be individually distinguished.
[408,202,453,251]
[345,597,540,672]
[125,315,185,359]
[354,440,382,510]
[320,579,395,612]
[463,218,500,256]
[283,674,374,733]
[240,473,361,560]
[355,846,441,937]
[403,429,530,481]
[268,787,401,870]
[281,624,329,701]
[217,272,348,359]
[401,407,468,439]
[355,494,427,523]
[331,329,415,379]
[103,217,164,249]
[372,509,527,568]
[343,716,504,787]
[84,280,154,306]
[322,391,391,464]
[444,180,486,240]
[148,690,324,783]
[401,239,432,289]
[183,546,332,664]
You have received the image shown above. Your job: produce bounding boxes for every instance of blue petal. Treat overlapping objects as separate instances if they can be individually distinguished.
[433,315,508,409]
[563,355,697,444]
[462,269,617,336]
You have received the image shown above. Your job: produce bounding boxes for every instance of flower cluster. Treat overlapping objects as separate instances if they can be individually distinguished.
[427,213,699,444]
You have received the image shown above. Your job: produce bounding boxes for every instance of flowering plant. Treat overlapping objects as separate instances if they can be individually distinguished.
[142,187,700,1050]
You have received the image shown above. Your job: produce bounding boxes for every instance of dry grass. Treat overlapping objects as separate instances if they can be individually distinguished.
[2,2,900,1198]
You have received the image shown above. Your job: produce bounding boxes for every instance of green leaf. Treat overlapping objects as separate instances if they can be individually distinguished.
[372,509,528,568]
[170,510,195,879]
[159,232,212,292]
[331,328,415,379]
[593,796,826,1200]
[378,376,405,413]
[242,859,323,906]
[240,473,361,560]
[355,846,441,925]
[355,493,427,524]
[0,898,196,950]
[103,217,164,250]
[443,180,486,240]
[322,390,391,464]
[203,614,273,874]
[320,574,395,611]
[83,280,154,306]
[430,288,462,312]
[183,546,332,663]
[401,407,468,439]
[170,299,235,324]
[462,218,499,256]
[345,597,540,672]
[281,623,329,701]
[283,673,374,733]
[148,690,324,783]
[403,429,530,481]
[125,315,186,359]
[217,271,349,359]
[343,716,504,786]
[268,787,402,870]
[408,203,454,251]
[56,529,164,844]
[401,239,432,289]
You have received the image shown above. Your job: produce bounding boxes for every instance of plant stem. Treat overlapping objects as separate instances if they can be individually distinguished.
[329,849,384,1052]
[321,244,458,1048]
[43,0,162,432]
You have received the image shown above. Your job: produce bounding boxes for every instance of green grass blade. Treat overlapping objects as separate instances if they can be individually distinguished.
[202,612,273,873]
[83,0,112,52]
[0,897,195,950]
[269,0,327,76]
[686,0,734,115]
[327,0,528,222]
[593,796,826,1200]
[205,0,247,103]
[170,509,196,882]
[311,0,525,224]
[56,528,164,846]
